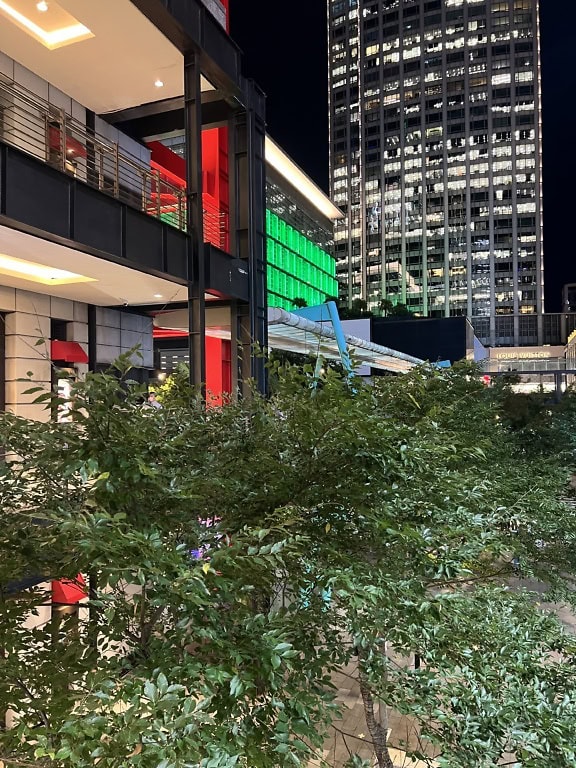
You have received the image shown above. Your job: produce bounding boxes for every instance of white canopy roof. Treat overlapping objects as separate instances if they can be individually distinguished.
[267,308,422,374]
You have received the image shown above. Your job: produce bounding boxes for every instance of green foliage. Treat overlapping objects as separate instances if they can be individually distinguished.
[378,299,412,317]
[378,298,395,317]
[339,298,372,320]
[1,357,576,767]
[388,302,412,317]
[155,363,198,408]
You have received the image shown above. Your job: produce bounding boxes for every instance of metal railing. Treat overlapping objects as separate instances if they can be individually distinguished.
[0,77,186,231]
[203,195,229,251]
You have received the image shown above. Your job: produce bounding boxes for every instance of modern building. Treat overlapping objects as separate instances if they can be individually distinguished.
[153,137,344,390]
[563,283,576,313]
[265,137,341,311]
[328,0,543,347]
[371,315,477,364]
[0,0,268,420]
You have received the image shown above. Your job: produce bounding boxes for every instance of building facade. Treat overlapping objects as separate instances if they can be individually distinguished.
[265,138,341,311]
[328,0,543,346]
[0,0,267,418]
[153,137,343,387]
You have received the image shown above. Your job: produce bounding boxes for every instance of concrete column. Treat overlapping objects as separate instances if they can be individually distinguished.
[5,290,52,422]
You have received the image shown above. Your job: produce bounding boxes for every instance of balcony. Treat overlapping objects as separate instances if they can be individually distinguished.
[0,77,188,231]
[0,77,230,251]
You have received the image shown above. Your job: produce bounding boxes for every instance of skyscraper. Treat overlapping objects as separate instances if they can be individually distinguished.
[328,0,543,346]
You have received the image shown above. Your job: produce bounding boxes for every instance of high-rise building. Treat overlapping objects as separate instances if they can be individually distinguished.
[328,0,543,346]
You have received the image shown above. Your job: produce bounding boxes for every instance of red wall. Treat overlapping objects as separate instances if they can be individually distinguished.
[206,336,231,405]
[148,131,230,252]
[202,127,230,251]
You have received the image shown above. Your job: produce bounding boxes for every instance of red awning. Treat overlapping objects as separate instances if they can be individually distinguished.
[51,340,89,364]
[52,575,86,605]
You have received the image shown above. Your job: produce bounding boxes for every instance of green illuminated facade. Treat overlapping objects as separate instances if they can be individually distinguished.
[266,209,338,310]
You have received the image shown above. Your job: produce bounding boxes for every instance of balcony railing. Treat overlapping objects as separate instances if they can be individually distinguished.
[150,158,229,251]
[0,77,186,231]
[203,195,229,252]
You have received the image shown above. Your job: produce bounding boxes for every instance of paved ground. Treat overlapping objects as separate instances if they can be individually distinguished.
[315,582,576,768]
[314,658,430,768]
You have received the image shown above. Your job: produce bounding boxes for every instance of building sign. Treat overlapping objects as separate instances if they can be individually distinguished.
[496,352,549,360]
[490,346,565,362]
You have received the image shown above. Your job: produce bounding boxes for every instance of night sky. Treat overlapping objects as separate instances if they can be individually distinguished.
[231,2,576,312]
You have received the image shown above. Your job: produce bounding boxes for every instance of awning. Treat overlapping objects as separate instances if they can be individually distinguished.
[52,575,86,605]
[267,308,422,373]
[51,340,89,364]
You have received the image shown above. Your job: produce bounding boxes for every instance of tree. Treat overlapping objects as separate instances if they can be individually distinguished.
[378,298,394,317]
[388,302,412,317]
[2,358,576,767]
[339,298,372,320]
[350,298,368,315]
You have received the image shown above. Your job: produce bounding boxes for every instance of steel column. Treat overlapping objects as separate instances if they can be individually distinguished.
[232,90,267,395]
[184,52,206,392]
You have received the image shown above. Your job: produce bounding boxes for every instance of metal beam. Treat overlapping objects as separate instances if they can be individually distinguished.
[184,52,206,392]
[232,89,268,395]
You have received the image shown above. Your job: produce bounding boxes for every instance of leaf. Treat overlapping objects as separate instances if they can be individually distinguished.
[229,675,244,697]
[144,680,156,701]
[202,562,211,575]
[325,523,331,533]
[157,672,168,694]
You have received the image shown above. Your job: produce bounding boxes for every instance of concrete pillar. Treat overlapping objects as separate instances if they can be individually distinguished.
[5,290,52,422]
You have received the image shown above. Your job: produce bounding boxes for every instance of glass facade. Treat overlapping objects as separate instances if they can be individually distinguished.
[328,0,543,346]
[266,210,338,310]
[266,180,338,310]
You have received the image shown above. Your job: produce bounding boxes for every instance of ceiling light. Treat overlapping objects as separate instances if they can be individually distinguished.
[154,293,163,298]
[0,0,93,49]
[0,254,96,285]
[154,79,164,88]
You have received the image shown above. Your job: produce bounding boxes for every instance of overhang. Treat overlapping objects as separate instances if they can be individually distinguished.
[51,339,89,363]
[265,136,343,223]
[153,306,422,374]
[0,224,189,306]
[0,0,215,114]
[267,308,422,374]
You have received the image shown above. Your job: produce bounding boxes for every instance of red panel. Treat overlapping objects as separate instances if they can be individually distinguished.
[51,340,88,363]
[202,127,230,251]
[52,575,86,605]
[153,328,188,339]
[147,141,186,180]
[48,126,87,159]
[221,0,229,30]
[206,336,231,406]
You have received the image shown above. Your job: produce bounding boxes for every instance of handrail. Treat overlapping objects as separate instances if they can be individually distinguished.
[0,77,187,231]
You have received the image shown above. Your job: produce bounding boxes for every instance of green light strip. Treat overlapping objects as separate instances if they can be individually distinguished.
[266,209,337,308]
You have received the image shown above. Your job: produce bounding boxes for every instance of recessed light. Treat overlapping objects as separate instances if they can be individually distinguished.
[0,253,96,285]
[154,79,164,88]
[153,294,163,298]
[0,1,94,49]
